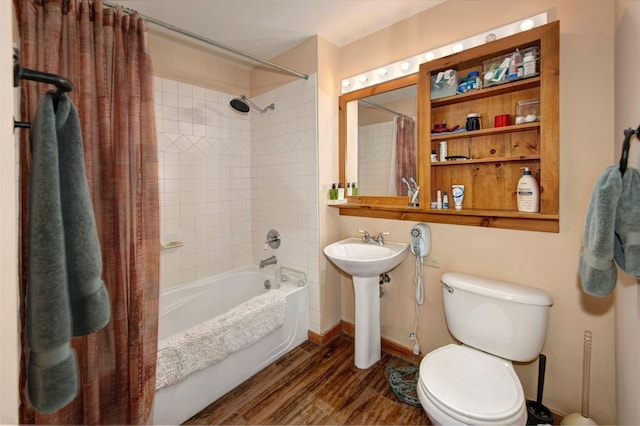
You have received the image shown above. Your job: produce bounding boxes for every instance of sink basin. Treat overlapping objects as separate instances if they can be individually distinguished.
[323,237,409,277]
[323,237,410,369]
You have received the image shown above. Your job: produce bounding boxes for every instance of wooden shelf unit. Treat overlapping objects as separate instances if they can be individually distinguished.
[336,21,559,233]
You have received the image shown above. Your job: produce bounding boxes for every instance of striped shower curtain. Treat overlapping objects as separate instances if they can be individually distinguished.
[14,0,160,423]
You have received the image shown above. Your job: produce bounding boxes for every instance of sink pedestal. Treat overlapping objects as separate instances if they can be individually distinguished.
[323,237,409,369]
[353,276,381,369]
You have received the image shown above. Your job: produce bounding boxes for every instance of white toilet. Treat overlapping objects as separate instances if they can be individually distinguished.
[417,272,553,425]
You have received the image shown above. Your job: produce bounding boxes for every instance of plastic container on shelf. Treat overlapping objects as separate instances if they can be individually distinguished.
[515,99,540,124]
[483,46,539,87]
[431,69,458,99]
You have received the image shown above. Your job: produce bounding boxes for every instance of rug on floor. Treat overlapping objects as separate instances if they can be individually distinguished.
[386,362,421,407]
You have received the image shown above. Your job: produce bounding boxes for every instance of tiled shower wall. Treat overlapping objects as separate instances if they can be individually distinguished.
[250,76,319,332]
[155,77,252,289]
[358,121,394,195]
[154,75,320,333]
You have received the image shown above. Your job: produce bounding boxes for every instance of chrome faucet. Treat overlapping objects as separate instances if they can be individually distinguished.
[376,232,390,245]
[359,229,376,244]
[259,255,278,268]
[359,230,388,245]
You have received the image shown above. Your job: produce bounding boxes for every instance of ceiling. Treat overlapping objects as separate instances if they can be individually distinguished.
[117,0,444,61]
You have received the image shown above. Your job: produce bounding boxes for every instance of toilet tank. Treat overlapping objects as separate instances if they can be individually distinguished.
[441,272,553,362]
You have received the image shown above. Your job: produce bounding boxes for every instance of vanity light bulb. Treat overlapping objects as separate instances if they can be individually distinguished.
[424,52,435,62]
[359,74,368,83]
[520,19,534,31]
[378,68,388,76]
[452,43,464,53]
[342,80,351,88]
[400,61,410,71]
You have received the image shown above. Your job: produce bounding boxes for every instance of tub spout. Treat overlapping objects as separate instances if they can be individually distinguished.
[260,255,278,268]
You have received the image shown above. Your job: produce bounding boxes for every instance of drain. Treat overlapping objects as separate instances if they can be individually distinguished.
[264,279,272,289]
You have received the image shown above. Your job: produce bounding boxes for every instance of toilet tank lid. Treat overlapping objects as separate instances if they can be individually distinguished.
[442,272,553,306]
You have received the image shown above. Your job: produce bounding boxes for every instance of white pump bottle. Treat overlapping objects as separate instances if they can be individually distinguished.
[517,167,540,213]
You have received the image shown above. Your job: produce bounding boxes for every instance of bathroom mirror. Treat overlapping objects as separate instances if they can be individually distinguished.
[339,74,418,198]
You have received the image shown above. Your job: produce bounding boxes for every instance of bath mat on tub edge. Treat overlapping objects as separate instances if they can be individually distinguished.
[386,364,421,407]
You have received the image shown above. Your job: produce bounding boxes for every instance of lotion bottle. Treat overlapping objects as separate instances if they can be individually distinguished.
[517,167,539,213]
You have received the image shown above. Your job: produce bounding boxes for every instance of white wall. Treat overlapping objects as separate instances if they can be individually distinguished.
[614,1,640,423]
[0,0,19,422]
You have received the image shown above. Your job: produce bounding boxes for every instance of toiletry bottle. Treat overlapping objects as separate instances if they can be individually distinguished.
[443,191,449,209]
[523,51,536,76]
[337,183,345,200]
[439,141,448,162]
[517,167,539,213]
[347,182,352,196]
[352,182,358,196]
[431,149,437,162]
[330,183,337,200]
[436,190,442,209]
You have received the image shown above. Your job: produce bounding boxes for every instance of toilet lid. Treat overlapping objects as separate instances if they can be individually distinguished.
[420,344,524,422]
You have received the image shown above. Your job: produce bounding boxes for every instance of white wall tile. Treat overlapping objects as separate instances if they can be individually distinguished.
[156,75,319,334]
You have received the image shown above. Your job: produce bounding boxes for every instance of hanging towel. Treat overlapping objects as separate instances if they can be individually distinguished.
[579,165,640,297]
[613,167,640,275]
[55,94,111,336]
[26,92,110,414]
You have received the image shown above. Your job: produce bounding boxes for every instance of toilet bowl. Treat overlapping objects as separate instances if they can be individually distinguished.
[417,273,552,426]
[417,344,527,425]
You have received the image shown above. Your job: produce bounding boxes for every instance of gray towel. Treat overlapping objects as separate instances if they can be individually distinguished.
[614,167,640,275]
[26,92,110,414]
[56,94,110,336]
[579,165,640,297]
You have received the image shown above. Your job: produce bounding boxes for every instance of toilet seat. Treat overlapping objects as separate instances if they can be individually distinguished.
[419,344,525,423]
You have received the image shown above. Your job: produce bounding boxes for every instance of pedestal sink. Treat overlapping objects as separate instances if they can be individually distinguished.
[323,237,409,368]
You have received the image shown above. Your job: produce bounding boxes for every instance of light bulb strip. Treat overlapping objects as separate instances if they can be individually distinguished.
[341,12,547,93]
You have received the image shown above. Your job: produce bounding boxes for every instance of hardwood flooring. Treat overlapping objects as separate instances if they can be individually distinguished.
[184,336,431,425]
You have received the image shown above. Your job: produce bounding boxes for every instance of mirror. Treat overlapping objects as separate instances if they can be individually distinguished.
[339,74,418,197]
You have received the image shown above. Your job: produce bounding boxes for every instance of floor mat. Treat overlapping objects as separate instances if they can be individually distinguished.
[386,363,421,407]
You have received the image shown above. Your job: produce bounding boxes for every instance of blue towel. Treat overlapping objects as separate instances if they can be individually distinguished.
[26,92,110,414]
[579,165,640,297]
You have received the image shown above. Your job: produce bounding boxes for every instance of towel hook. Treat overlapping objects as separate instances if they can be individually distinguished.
[619,128,636,176]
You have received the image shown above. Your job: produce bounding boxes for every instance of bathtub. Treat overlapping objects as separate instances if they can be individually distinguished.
[152,265,308,425]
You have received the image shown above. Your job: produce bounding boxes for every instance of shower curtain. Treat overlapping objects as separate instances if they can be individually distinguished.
[14,0,159,424]
[394,115,416,196]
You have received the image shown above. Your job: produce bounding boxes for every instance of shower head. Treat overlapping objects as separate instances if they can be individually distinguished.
[229,95,275,113]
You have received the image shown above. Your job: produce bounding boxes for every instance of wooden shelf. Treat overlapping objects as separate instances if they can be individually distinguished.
[419,21,558,231]
[430,122,540,141]
[332,203,559,233]
[431,154,540,166]
[431,77,540,107]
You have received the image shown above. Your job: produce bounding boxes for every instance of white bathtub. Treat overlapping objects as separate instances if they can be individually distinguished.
[152,266,308,425]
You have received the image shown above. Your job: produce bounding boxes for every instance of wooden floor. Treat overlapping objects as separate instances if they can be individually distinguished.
[184,336,431,425]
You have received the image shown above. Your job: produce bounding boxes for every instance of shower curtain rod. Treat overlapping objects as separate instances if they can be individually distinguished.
[360,99,408,118]
[101,1,309,80]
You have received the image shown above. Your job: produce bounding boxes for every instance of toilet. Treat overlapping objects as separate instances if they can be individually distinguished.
[417,272,553,425]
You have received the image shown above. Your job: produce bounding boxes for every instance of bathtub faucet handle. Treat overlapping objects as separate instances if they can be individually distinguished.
[264,229,281,250]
